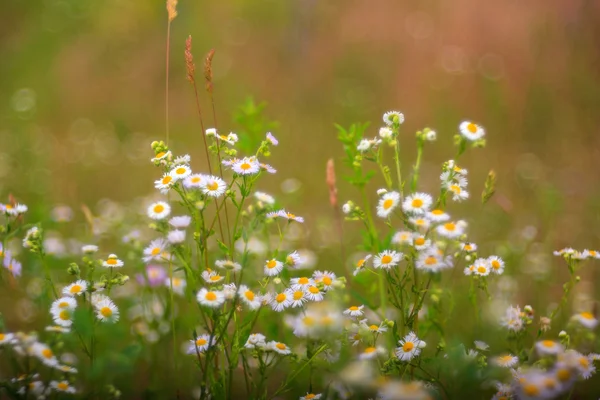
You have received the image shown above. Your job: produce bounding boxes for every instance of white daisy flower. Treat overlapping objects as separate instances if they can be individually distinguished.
[197,288,226,308]
[32,343,59,367]
[305,286,324,302]
[81,244,98,254]
[488,256,505,274]
[165,277,186,295]
[392,231,413,246]
[460,242,477,253]
[169,215,192,229]
[155,173,175,194]
[357,139,373,152]
[184,173,206,189]
[379,127,393,139]
[187,334,216,354]
[436,221,466,239]
[365,322,388,334]
[63,280,88,297]
[373,250,402,270]
[51,307,74,327]
[201,176,227,197]
[285,251,304,268]
[238,285,261,310]
[474,341,489,351]
[147,201,171,220]
[267,209,304,223]
[50,297,77,314]
[473,258,491,277]
[415,250,449,272]
[95,298,119,323]
[572,312,598,329]
[289,289,309,308]
[169,164,192,181]
[402,192,433,215]
[459,121,485,141]
[244,333,267,349]
[254,191,275,205]
[313,270,336,290]
[270,291,292,312]
[0,332,14,345]
[45,326,70,333]
[395,331,424,362]
[264,259,284,276]
[300,393,322,400]
[201,270,224,284]
[376,191,400,218]
[535,340,564,356]
[260,163,277,174]
[408,217,431,230]
[3,203,28,216]
[359,346,386,360]
[267,341,291,355]
[447,182,469,202]
[232,157,261,175]
[353,255,372,276]
[215,259,242,272]
[143,239,167,263]
[343,305,365,318]
[151,150,171,163]
[383,111,404,126]
[427,209,450,222]
[167,230,186,244]
[266,132,278,145]
[553,247,576,257]
[50,380,76,394]
[412,234,431,251]
[103,254,124,268]
[290,277,314,291]
[582,249,600,259]
[493,354,519,368]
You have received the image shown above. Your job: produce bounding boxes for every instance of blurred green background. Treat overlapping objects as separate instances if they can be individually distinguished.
[2,0,600,394]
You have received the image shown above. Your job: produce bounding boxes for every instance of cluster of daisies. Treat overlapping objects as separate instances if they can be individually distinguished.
[0,202,30,278]
[0,331,78,395]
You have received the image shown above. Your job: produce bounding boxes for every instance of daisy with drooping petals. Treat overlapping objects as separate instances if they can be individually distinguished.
[95,298,119,323]
[147,201,171,220]
[377,191,400,218]
[300,393,322,400]
[151,150,171,163]
[169,215,191,229]
[232,157,261,175]
[460,242,477,253]
[353,255,371,276]
[270,291,292,312]
[197,288,226,308]
[155,173,175,194]
[268,341,292,355]
[488,256,505,274]
[373,250,402,270]
[493,354,519,368]
[427,209,450,222]
[63,280,88,297]
[244,333,267,349]
[167,230,186,244]
[201,270,224,284]
[573,312,598,329]
[459,121,485,141]
[50,381,76,394]
[365,322,388,334]
[583,249,600,259]
[184,173,206,189]
[187,334,216,354]
[285,251,304,268]
[143,239,167,263]
[402,193,432,215]
[408,217,431,230]
[260,163,276,174]
[535,340,564,356]
[215,259,242,272]
[103,254,124,268]
[395,331,425,362]
[266,132,278,145]
[383,111,404,126]
[289,289,308,308]
[359,346,386,360]
[343,305,365,318]
[264,259,284,276]
[254,191,275,205]
[436,221,466,239]
[447,182,469,202]
[268,209,304,223]
[392,231,413,246]
[201,176,227,197]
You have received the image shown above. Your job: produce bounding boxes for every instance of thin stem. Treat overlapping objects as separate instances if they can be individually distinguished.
[411,139,424,192]
[394,137,403,198]
[165,20,171,145]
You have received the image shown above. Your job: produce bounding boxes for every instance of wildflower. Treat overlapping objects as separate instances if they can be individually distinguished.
[45,326,70,333]
[232,157,261,175]
[147,201,171,220]
[50,381,76,394]
[63,280,88,296]
[353,255,371,276]
[553,247,575,257]
[32,343,59,367]
[271,291,292,312]
[408,217,431,230]
[95,298,119,323]
[300,393,322,400]
[376,191,400,218]
[266,132,278,145]
[416,251,448,272]
[50,297,77,314]
[3,256,21,277]
[402,193,432,215]
[22,227,39,249]
[357,139,372,152]
[290,289,309,308]
[493,354,519,368]
[151,150,171,163]
[436,221,466,239]
[535,340,564,356]
[343,305,365,318]
[201,270,224,284]
[169,215,192,228]
[425,130,437,141]
[305,285,324,302]
[184,173,205,189]
[264,259,284,276]
[244,333,267,349]
[238,285,261,310]
[268,209,305,223]
[254,191,275,205]
[474,341,489,351]
[447,182,469,202]
[373,250,402,270]
[52,307,74,327]
[56,364,77,374]
[143,239,167,263]
[392,231,413,245]
[260,163,277,174]
[187,334,216,354]
[142,265,167,287]
[365,322,388,334]
[0,333,14,345]
[155,173,175,193]
[472,258,490,277]
[379,127,393,139]
[359,346,385,360]
[81,244,98,254]
[286,251,304,268]
[2,203,28,216]
[459,121,485,141]
[582,249,600,259]
[201,176,227,197]
[167,230,186,244]
[569,312,597,330]
[290,277,314,291]
[412,234,431,251]
[395,332,424,362]
[215,259,242,272]
[460,242,477,253]
[197,288,226,308]
[313,270,336,290]
[165,276,186,295]
[103,254,124,268]
[267,341,291,355]
[427,209,450,222]
[383,111,404,126]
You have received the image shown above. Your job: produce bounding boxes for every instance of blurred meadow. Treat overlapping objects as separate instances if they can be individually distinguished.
[2,0,600,398]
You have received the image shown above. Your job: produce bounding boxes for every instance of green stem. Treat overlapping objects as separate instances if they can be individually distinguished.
[411,139,424,193]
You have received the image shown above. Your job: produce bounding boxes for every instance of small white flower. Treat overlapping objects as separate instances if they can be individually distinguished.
[373,250,402,270]
[197,288,226,308]
[244,333,267,349]
[264,259,284,276]
[535,340,563,356]
[238,285,261,310]
[201,176,227,197]
[488,256,505,274]
[436,221,466,239]
[169,215,192,229]
[377,191,400,218]
[50,380,76,394]
[300,393,322,400]
[427,209,450,222]
[392,231,413,246]
[359,346,385,360]
[81,244,98,254]
[215,259,242,272]
[472,258,491,277]
[103,254,124,268]
[416,250,449,272]
[3,203,28,216]
[267,340,291,355]
[187,333,216,354]
[266,132,278,145]
[143,239,167,263]
[304,285,324,302]
[425,130,437,141]
[254,191,275,205]
[201,270,224,284]
[383,111,404,126]
[412,234,431,251]
[474,341,489,351]
[459,121,485,141]
[260,163,277,174]
[184,174,206,189]
[572,312,598,329]
[95,298,119,323]
[357,139,372,152]
[170,164,192,181]
[285,251,304,268]
[313,270,336,290]
[493,354,519,368]
[232,157,261,175]
[167,230,186,244]
[408,217,431,230]
[63,280,88,296]
[174,154,191,164]
[270,291,292,312]
[151,150,171,163]
[267,209,304,223]
[155,173,175,194]
[460,242,477,253]
[343,305,365,318]
[148,201,171,220]
[395,331,423,362]
[379,127,393,139]
[402,193,433,215]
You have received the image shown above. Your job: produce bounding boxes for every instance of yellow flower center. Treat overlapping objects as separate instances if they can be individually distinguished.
[349,306,359,311]
[191,176,201,183]
[206,182,218,191]
[240,163,252,171]
[523,384,539,396]
[411,198,423,208]
[414,237,425,246]
[245,291,255,301]
[477,266,487,274]
[308,286,319,294]
[432,209,443,215]
[205,292,217,301]
[70,285,82,294]
[0,333,4,340]
[196,338,207,346]
[42,348,53,359]
[59,310,70,320]
[369,325,379,331]
[491,260,501,269]
[298,277,309,285]
[542,340,555,348]
[499,355,513,363]
[275,293,286,303]
[106,259,118,265]
[175,167,186,175]
[364,347,377,354]
[58,301,69,308]
[322,276,332,285]
[305,395,316,400]
[267,260,277,269]
[464,244,472,251]
[356,259,365,267]
[590,251,597,256]
[100,307,112,317]
[57,382,69,391]
[444,223,456,231]
[155,151,166,158]
[544,378,557,389]
[450,185,461,193]
[293,291,304,300]
[153,204,164,213]
[151,247,161,256]
[303,316,315,326]
[467,123,478,133]
[425,256,437,265]
[287,213,296,219]
[579,357,589,368]
[557,368,571,382]
[581,312,594,320]
[415,219,425,225]
[381,255,393,264]
[402,342,414,352]
[275,343,286,350]
[383,199,394,210]
[210,275,221,281]
[162,176,172,185]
